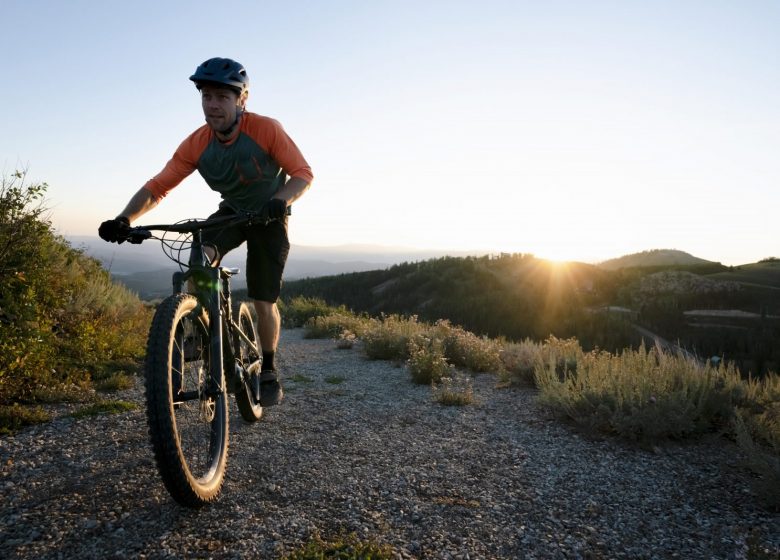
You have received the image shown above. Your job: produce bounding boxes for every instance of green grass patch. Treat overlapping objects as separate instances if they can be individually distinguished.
[0,403,51,435]
[325,375,346,385]
[71,400,137,419]
[94,373,135,392]
[28,383,91,404]
[290,374,314,383]
[282,533,394,560]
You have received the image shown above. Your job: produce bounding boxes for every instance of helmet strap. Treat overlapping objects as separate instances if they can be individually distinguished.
[216,105,243,140]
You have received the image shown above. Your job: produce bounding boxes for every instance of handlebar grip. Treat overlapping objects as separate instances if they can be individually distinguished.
[127,229,152,244]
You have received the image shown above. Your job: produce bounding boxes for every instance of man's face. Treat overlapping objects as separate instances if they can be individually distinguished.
[200,84,243,132]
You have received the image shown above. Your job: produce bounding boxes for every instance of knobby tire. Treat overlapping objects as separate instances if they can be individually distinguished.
[144,294,228,507]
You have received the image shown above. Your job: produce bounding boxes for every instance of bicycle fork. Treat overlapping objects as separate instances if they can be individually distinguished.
[172,266,225,400]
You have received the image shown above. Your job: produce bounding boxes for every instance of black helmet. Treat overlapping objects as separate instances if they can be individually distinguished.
[189,57,249,94]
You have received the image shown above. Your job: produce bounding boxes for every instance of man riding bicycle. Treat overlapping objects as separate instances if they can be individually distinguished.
[99,57,313,407]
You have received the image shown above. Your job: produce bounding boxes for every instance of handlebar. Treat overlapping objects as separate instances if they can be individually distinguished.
[124,207,291,244]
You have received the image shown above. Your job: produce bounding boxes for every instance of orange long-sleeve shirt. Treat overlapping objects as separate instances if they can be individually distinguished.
[143,113,313,211]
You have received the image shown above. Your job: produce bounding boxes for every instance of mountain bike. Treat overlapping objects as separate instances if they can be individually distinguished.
[121,211,275,507]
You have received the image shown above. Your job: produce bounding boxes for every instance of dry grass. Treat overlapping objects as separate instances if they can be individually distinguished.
[432,372,475,406]
[533,339,775,443]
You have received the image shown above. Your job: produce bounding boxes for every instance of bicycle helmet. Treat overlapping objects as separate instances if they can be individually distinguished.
[189,57,249,94]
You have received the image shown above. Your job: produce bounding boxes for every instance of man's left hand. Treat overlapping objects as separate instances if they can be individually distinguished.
[260,198,288,221]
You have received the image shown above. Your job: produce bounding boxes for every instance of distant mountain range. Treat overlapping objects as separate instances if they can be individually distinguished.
[67,236,487,298]
[70,236,764,299]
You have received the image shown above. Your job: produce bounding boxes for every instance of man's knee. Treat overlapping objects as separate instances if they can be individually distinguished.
[253,300,278,318]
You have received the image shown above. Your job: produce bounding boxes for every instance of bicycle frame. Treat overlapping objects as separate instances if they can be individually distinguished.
[168,227,260,398]
[126,210,275,506]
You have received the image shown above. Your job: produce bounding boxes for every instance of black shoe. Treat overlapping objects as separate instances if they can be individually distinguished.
[259,370,283,406]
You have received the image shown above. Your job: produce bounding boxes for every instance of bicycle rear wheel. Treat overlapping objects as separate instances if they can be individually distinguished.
[234,303,264,422]
[145,293,228,507]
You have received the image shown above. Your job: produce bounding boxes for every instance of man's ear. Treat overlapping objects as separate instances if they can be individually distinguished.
[239,91,249,110]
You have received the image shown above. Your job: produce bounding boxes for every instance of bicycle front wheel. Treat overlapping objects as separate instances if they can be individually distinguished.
[145,293,228,507]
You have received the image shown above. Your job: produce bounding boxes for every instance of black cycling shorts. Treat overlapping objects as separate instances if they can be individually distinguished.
[200,207,290,303]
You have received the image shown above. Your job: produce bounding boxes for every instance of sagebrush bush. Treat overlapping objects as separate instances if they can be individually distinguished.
[335,330,357,349]
[362,314,428,361]
[305,312,372,340]
[500,339,543,385]
[534,341,751,441]
[538,336,584,377]
[280,296,346,328]
[438,322,504,373]
[407,336,452,384]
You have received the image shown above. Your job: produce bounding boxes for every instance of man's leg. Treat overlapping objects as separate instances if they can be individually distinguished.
[246,219,290,406]
[253,299,280,354]
[254,299,283,406]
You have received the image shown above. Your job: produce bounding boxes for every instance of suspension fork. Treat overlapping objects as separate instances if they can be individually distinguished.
[205,266,225,396]
[170,231,226,397]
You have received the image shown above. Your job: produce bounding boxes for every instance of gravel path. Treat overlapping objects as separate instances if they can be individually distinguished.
[1,329,778,559]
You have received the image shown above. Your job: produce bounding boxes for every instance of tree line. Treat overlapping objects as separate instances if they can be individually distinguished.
[280,254,778,376]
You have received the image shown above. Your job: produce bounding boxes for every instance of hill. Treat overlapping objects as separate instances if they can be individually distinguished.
[280,252,779,374]
[598,249,718,270]
[280,254,630,349]
[69,236,489,298]
[708,259,780,289]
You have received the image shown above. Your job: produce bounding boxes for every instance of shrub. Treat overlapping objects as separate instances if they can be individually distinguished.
[0,171,150,403]
[407,336,452,385]
[362,314,427,361]
[0,403,51,435]
[335,330,357,349]
[538,335,584,377]
[534,342,749,442]
[280,296,342,328]
[734,411,780,511]
[432,372,475,406]
[500,339,543,385]
[437,321,504,373]
[737,372,780,447]
[305,312,371,339]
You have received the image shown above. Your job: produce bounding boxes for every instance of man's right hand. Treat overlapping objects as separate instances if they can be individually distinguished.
[98,217,131,244]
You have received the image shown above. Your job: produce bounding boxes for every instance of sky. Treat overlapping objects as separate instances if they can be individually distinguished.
[1,0,778,265]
